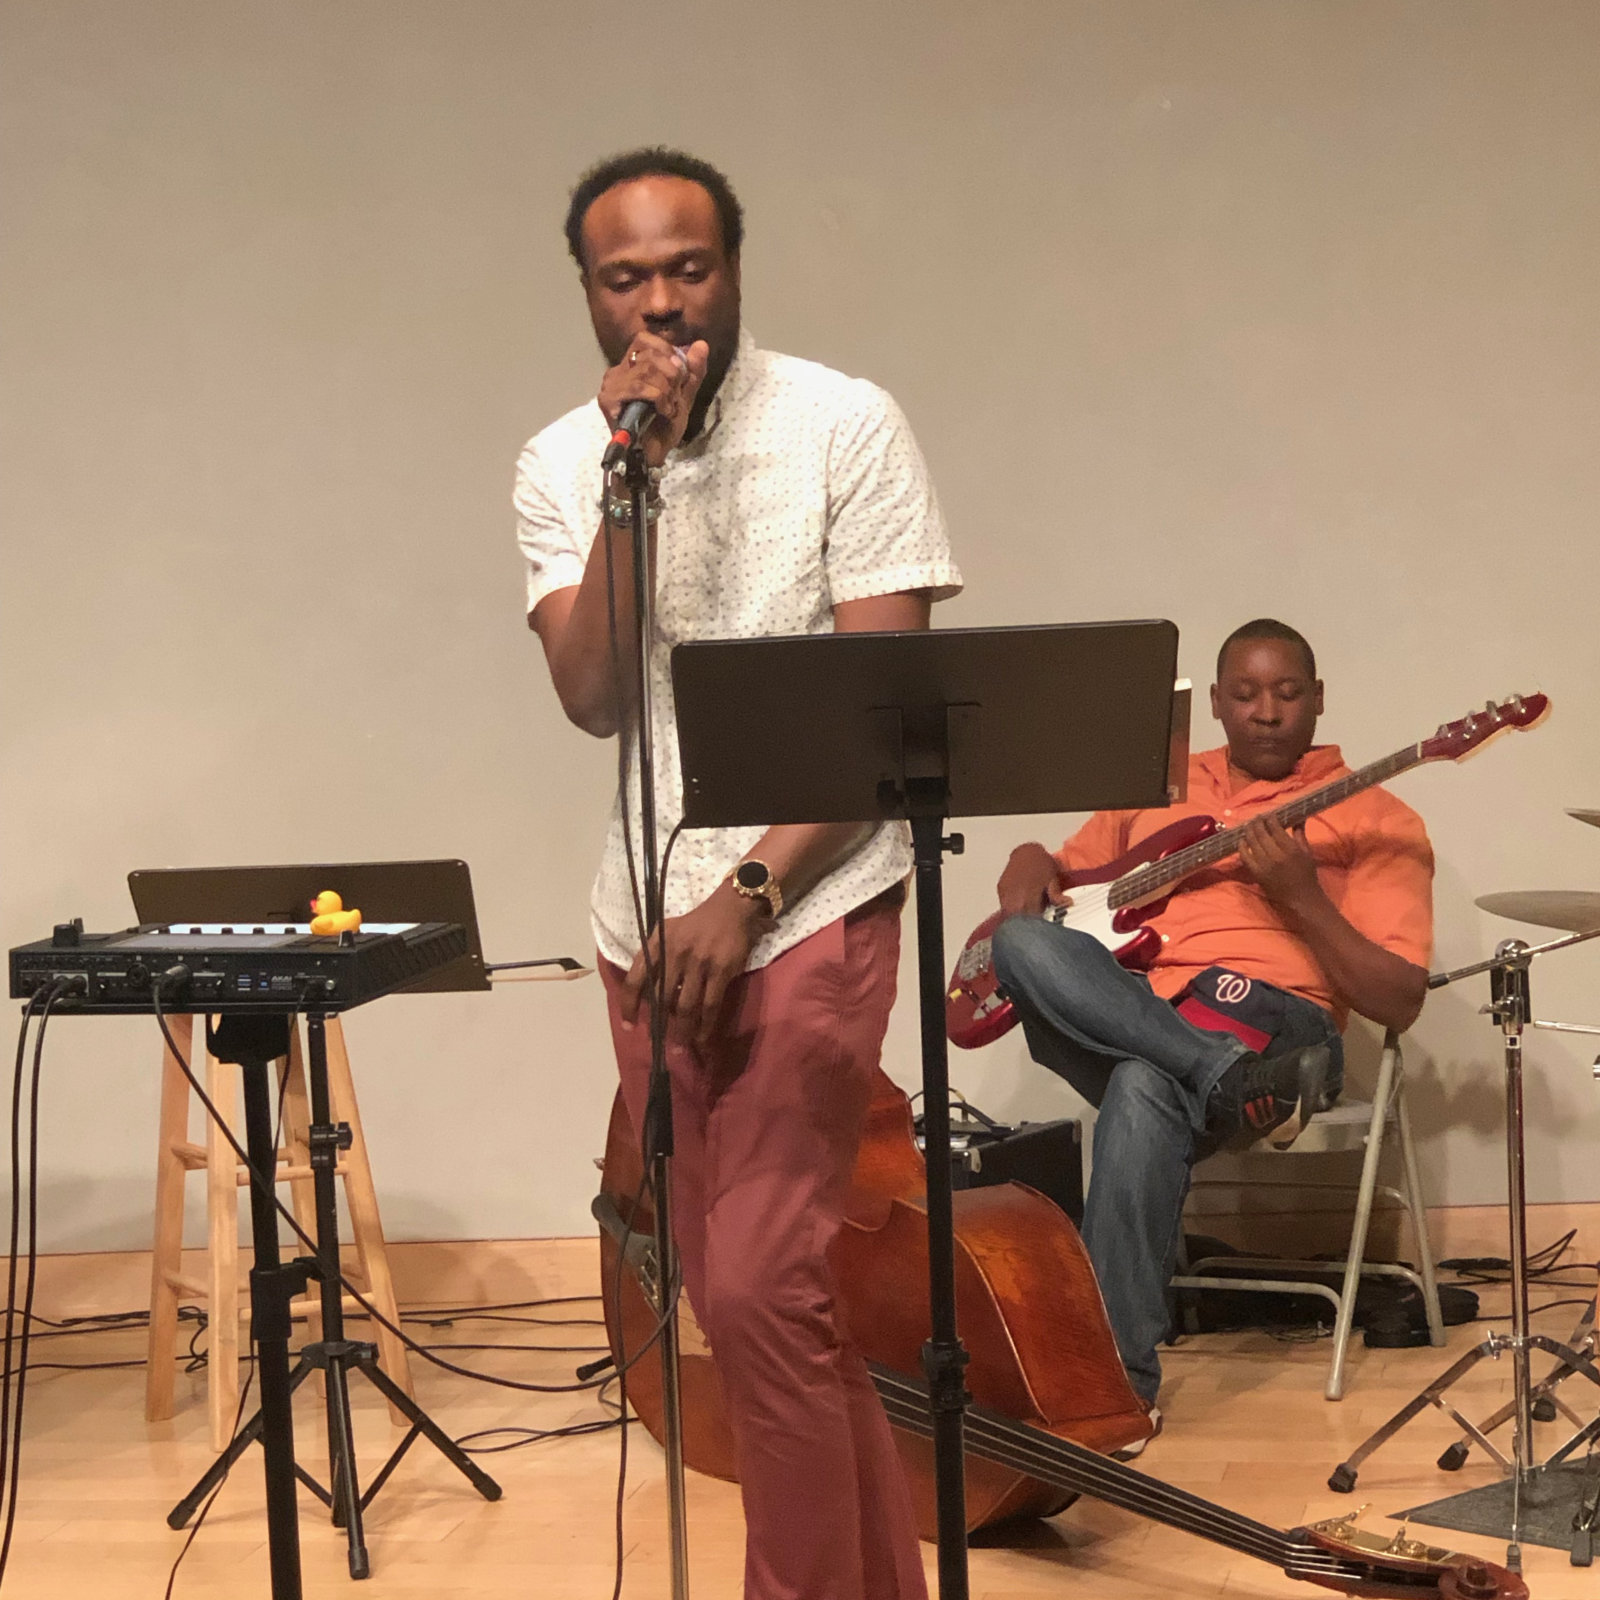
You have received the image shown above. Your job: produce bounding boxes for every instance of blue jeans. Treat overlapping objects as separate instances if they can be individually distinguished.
[990,917,1341,1405]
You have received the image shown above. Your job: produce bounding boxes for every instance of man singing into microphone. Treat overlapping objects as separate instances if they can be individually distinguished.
[515,148,961,1600]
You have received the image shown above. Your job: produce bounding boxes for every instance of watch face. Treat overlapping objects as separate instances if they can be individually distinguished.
[735,861,769,891]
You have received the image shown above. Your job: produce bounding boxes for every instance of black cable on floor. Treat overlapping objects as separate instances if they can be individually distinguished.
[149,990,681,1400]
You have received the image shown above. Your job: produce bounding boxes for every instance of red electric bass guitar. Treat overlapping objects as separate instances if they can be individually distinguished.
[946,693,1551,1050]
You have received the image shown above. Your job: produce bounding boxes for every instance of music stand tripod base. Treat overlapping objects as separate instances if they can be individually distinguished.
[170,1011,500,1590]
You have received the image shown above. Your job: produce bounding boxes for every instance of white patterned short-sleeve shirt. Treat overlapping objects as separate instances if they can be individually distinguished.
[514,330,963,970]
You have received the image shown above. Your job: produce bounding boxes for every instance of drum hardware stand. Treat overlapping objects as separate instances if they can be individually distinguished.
[169,1010,501,1591]
[1329,929,1600,1572]
[1435,1297,1599,1472]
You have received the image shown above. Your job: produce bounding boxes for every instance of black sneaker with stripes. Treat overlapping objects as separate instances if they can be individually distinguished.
[1208,1044,1332,1149]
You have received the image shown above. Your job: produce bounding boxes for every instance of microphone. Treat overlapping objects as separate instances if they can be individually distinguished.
[602,399,655,471]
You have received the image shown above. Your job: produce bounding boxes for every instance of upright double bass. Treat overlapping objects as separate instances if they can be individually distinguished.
[596,1071,1525,1598]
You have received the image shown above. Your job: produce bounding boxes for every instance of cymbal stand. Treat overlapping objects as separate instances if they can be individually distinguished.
[1329,931,1600,1572]
[1435,1009,1600,1475]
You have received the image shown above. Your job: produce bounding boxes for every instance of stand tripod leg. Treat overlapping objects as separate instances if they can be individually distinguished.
[1436,1328,1600,1468]
[1522,1337,1600,1470]
[168,1359,318,1529]
[1329,1340,1501,1491]
[1550,1414,1600,1472]
[321,1354,367,1572]
[357,1353,502,1500]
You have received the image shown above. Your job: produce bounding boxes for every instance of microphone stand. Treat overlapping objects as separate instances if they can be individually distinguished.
[618,441,692,1600]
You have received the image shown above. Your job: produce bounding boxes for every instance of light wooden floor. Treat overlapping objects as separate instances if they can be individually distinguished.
[3,1285,1597,1599]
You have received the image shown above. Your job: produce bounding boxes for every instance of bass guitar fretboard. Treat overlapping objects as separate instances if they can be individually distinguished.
[1107,745,1423,910]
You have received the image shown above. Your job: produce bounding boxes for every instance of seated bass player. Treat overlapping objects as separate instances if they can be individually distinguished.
[989,617,1434,1428]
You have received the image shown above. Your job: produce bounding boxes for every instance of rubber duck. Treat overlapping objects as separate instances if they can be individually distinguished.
[308,890,363,937]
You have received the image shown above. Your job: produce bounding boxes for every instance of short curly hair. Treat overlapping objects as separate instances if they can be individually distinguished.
[564,147,745,271]
[1216,618,1317,682]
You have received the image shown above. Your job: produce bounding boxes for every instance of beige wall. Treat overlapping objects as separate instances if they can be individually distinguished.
[2,1,1597,1251]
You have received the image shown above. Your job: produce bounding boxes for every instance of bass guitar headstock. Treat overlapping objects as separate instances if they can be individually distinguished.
[1420,693,1550,764]
[1293,1511,1528,1598]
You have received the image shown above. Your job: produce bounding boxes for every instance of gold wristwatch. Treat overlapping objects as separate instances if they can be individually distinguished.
[728,859,783,919]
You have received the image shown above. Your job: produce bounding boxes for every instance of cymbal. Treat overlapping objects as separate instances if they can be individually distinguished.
[1477,890,1600,934]
[1569,810,1600,830]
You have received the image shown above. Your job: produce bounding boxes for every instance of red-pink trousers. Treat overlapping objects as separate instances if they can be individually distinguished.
[601,892,926,1600]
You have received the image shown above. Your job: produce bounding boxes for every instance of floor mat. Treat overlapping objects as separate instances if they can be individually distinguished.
[1398,1461,1600,1559]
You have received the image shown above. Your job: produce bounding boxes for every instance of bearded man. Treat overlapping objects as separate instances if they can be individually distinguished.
[515,148,961,1600]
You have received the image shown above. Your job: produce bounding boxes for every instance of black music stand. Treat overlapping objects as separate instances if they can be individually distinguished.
[672,619,1181,1600]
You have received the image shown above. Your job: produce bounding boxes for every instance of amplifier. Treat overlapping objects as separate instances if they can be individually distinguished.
[9,920,468,1015]
[918,1107,1085,1228]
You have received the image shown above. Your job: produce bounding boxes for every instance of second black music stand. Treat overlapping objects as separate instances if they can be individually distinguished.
[672,619,1181,1600]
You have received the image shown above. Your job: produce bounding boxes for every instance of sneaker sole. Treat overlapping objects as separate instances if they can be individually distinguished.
[1266,1047,1333,1148]
[1267,1100,1307,1148]
[1112,1407,1162,1459]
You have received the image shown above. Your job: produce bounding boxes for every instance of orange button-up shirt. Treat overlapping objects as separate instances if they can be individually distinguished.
[1053,745,1434,1028]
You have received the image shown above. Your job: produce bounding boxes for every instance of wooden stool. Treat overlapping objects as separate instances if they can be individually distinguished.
[145,1014,414,1450]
